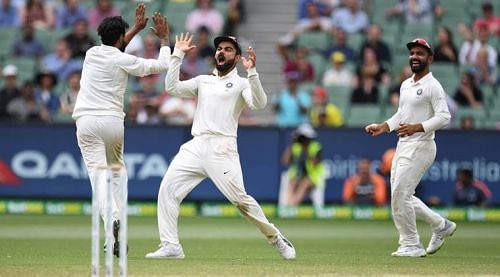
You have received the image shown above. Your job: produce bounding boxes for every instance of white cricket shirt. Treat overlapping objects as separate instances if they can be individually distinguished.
[72,44,171,120]
[385,72,451,142]
[165,48,267,137]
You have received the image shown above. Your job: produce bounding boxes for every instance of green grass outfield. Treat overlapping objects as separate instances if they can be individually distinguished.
[0,215,499,276]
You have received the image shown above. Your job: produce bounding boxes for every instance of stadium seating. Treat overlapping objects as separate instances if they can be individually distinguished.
[345,104,381,128]
[296,31,332,53]
[454,107,488,128]
[326,85,352,117]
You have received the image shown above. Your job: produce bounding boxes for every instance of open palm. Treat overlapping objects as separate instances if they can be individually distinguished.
[242,47,256,70]
[175,32,196,53]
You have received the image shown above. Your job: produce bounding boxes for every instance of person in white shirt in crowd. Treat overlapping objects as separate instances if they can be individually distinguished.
[365,38,456,257]
[459,22,498,69]
[146,34,296,260]
[386,0,441,25]
[331,0,369,33]
[277,0,332,59]
[321,51,354,87]
[72,4,170,257]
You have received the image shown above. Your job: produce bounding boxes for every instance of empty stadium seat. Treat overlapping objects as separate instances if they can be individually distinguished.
[345,104,382,128]
[296,31,332,53]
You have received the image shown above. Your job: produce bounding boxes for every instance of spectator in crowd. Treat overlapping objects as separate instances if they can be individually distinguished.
[453,72,483,108]
[159,95,196,125]
[387,65,412,109]
[378,147,395,180]
[323,29,356,62]
[180,46,210,78]
[34,71,59,115]
[7,81,50,122]
[433,26,458,63]
[128,75,162,125]
[343,158,387,206]
[56,0,86,28]
[298,0,334,19]
[309,86,343,128]
[356,46,390,86]
[283,48,315,82]
[186,0,224,34]
[11,23,45,58]
[41,39,83,82]
[359,24,392,65]
[351,76,379,104]
[142,34,160,59]
[273,71,312,127]
[158,68,196,126]
[459,22,498,68]
[321,51,353,87]
[0,65,21,120]
[281,123,326,206]
[63,19,95,58]
[386,0,440,25]
[473,1,500,37]
[454,167,492,207]
[277,1,332,60]
[87,0,119,29]
[0,0,21,27]
[472,47,498,86]
[58,70,81,114]
[223,0,245,35]
[331,0,369,34]
[196,26,216,60]
[459,115,475,130]
[19,0,55,29]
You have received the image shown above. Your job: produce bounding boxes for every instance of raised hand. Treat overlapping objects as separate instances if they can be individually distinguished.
[134,3,148,31]
[150,12,169,39]
[241,46,256,70]
[175,32,196,53]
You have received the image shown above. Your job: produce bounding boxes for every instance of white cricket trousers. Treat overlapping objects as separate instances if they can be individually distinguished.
[157,135,280,245]
[76,115,128,236]
[391,140,445,247]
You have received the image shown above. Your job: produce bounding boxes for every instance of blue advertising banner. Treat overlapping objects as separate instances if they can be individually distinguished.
[0,125,499,205]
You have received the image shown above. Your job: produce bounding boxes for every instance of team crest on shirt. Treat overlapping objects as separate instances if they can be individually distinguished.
[226,82,233,88]
[416,89,423,95]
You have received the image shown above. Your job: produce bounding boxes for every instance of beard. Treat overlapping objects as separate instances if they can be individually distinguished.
[215,55,236,73]
[409,59,428,73]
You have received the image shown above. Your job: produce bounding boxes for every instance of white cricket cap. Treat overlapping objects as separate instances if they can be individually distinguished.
[2,64,18,77]
[296,123,317,139]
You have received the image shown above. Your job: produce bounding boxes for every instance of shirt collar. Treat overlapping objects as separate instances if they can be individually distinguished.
[410,72,433,85]
[212,66,238,79]
[100,44,119,52]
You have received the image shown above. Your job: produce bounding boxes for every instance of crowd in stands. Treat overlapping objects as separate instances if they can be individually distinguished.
[0,0,499,129]
[274,0,499,129]
[0,0,244,124]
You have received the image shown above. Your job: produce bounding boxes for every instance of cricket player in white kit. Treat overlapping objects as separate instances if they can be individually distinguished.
[72,4,170,256]
[145,34,296,260]
[365,38,457,257]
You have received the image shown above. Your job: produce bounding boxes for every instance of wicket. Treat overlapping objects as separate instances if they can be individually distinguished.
[91,172,128,277]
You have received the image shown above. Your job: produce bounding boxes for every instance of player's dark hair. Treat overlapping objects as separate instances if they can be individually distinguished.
[97,16,129,46]
[458,167,473,179]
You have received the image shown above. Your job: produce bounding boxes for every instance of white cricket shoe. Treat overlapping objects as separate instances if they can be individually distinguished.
[391,244,426,257]
[145,242,185,259]
[271,234,296,260]
[426,219,457,254]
